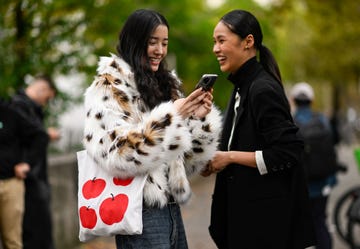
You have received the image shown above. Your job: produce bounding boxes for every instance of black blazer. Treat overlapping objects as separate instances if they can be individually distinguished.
[209,57,316,249]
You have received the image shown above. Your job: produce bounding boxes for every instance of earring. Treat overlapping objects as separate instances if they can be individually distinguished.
[245,45,249,49]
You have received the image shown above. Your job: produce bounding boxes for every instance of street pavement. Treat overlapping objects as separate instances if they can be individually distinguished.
[77,144,359,249]
[326,145,359,249]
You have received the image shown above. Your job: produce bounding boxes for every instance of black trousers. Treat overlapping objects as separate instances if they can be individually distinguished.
[310,196,332,249]
[23,180,55,249]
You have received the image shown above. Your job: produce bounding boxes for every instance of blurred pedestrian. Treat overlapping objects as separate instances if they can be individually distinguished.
[83,9,221,249]
[11,74,60,249]
[0,99,47,249]
[291,82,338,249]
[202,9,316,249]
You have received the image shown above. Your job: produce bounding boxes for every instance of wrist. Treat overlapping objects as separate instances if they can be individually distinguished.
[228,151,235,164]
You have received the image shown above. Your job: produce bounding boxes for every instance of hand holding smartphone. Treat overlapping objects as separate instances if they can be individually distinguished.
[195,74,218,91]
[175,74,216,119]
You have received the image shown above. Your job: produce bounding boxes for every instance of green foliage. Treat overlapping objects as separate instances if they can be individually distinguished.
[304,0,360,84]
[1,0,358,116]
[0,0,264,110]
[0,1,91,96]
[271,0,360,86]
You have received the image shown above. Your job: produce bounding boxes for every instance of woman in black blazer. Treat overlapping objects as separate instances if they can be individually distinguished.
[203,10,316,249]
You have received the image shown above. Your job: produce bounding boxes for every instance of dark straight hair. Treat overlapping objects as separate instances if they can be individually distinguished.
[116,9,180,109]
[33,74,57,95]
[221,10,282,85]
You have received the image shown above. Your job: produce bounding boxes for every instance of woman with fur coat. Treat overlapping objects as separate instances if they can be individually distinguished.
[83,9,221,249]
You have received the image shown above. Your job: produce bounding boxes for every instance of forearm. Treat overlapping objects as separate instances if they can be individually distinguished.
[208,150,257,175]
[227,151,257,168]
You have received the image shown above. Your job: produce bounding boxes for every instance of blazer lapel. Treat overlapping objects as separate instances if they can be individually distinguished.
[219,88,237,151]
[233,87,246,127]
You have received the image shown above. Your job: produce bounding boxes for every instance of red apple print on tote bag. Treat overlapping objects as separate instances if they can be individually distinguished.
[113,177,133,186]
[82,177,106,199]
[79,206,97,229]
[99,193,129,225]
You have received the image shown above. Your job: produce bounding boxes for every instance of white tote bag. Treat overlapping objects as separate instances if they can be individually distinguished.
[77,150,147,242]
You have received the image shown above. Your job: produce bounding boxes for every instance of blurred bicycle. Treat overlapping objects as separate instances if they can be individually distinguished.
[333,148,360,249]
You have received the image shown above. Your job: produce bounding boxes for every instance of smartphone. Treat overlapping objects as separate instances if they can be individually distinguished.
[195,74,218,91]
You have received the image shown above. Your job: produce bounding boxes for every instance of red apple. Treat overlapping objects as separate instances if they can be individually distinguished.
[113,177,134,186]
[79,206,97,229]
[82,177,106,199]
[99,193,129,225]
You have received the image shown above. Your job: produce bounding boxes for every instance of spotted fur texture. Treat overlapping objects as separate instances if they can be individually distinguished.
[83,54,222,207]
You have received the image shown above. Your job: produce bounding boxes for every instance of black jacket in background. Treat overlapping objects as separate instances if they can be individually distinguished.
[0,100,47,179]
[11,89,50,182]
[11,90,55,249]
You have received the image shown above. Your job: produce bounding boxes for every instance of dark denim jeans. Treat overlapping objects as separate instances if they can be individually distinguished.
[115,203,188,249]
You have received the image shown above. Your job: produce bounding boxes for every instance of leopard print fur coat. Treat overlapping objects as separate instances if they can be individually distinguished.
[83,54,222,208]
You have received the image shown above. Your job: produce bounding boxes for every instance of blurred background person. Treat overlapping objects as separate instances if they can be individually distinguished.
[0,98,47,249]
[291,82,339,249]
[11,74,60,249]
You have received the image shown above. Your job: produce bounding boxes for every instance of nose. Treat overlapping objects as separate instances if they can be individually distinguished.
[155,43,163,55]
[213,43,220,54]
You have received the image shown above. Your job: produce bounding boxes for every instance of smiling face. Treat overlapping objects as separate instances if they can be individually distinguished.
[147,24,168,72]
[213,21,254,74]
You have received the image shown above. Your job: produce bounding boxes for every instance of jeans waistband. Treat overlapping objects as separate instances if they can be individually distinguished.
[143,195,177,208]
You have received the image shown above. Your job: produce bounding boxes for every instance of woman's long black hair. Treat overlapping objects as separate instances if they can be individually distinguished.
[116,9,180,109]
[221,10,283,85]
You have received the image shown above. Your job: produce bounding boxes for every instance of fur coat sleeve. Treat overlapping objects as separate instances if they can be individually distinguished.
[183,107,222,175]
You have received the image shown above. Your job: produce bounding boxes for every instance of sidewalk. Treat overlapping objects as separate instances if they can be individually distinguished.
[181,175,217,249]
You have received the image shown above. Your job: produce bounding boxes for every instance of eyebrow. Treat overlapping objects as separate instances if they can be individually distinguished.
[149,36,168,41]
[214,34,226,39]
